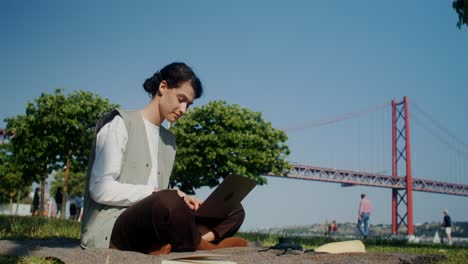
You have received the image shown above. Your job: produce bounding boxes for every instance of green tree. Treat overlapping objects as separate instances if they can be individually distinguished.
[52,90,117,218]
[0,143,30,211]
[453,0,468,29]
[170,100,291,194]
[5,89,117,217]
[6,112,54,216]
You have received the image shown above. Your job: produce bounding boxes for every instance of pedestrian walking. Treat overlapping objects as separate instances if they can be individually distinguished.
[32,188,40,216]
[441,210,452,245]
[357,193,372,239]
[54,187,63,217]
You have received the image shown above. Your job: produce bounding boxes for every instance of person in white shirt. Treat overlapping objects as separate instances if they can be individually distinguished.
[81,62,247,255]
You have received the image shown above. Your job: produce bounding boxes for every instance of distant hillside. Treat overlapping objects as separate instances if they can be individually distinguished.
[254,221,468,238]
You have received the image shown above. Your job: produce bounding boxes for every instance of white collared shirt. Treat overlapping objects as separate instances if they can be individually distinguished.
[89,115,160,206]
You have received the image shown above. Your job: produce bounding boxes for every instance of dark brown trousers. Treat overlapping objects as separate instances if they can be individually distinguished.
[109,189,245,253]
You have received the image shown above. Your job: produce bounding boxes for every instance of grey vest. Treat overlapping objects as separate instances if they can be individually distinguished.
[80,109,176,248]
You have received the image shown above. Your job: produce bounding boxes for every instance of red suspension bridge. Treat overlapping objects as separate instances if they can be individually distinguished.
[269,96,468,236]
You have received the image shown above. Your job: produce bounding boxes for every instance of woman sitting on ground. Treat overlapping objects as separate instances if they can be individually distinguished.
[80,62,247,254]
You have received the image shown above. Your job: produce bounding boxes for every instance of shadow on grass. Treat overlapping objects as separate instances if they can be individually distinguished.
[0,238,80,258]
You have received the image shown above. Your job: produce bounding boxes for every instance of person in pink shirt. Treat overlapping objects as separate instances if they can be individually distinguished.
[357,193,372,239]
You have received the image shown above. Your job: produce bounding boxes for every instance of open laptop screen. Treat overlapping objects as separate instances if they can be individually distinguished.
[195,173,257,219]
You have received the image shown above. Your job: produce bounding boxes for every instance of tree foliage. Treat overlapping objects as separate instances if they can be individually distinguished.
[0,143,29,205]
[453,0,468,29]
[6,109,54,215]
[5,89,117,215]
[170,100,291,194]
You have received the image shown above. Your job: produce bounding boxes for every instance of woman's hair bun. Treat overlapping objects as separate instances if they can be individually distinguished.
[143,62,203,99]
[143,72,161,97]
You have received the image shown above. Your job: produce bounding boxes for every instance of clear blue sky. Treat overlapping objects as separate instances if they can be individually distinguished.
[2,1,467,231]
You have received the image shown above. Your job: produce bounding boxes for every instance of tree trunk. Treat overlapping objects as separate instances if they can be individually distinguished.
[40,177,46,217]
[61,149,72,219]
[15,189,21,215]
[9,192,13,215]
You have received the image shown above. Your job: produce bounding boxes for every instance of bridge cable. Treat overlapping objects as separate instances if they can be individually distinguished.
[411,101,468,151]
[411,114,467,183]
[282,102,391,132]
[411,102,468,184]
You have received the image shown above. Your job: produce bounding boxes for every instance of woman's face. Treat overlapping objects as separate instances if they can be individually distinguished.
[158,80,196,123]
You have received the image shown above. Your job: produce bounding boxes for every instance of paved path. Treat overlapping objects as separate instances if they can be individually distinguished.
[0,239,445,264]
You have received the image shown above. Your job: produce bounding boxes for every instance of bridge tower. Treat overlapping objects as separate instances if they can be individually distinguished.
[392,96,414,235]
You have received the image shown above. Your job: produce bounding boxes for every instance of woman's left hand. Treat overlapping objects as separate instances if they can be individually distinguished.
[176,190,202,211]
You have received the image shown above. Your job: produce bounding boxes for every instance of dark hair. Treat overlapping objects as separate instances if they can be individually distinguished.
[143,62,203,99]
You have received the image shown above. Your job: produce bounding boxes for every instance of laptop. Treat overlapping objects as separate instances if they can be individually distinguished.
[195,173,257,219]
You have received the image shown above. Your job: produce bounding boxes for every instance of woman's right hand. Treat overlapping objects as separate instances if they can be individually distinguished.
[176,190,202,211]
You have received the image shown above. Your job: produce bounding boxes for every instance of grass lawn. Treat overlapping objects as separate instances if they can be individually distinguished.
[1,215,467,263]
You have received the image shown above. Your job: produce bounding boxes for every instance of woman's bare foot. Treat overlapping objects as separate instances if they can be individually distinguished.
[196,237,248,251]
[148,243,172,255]
[217,237,248,248]
[197,238,219,250]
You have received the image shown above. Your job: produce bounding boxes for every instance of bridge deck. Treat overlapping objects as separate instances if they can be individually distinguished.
[268,165,468,197]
